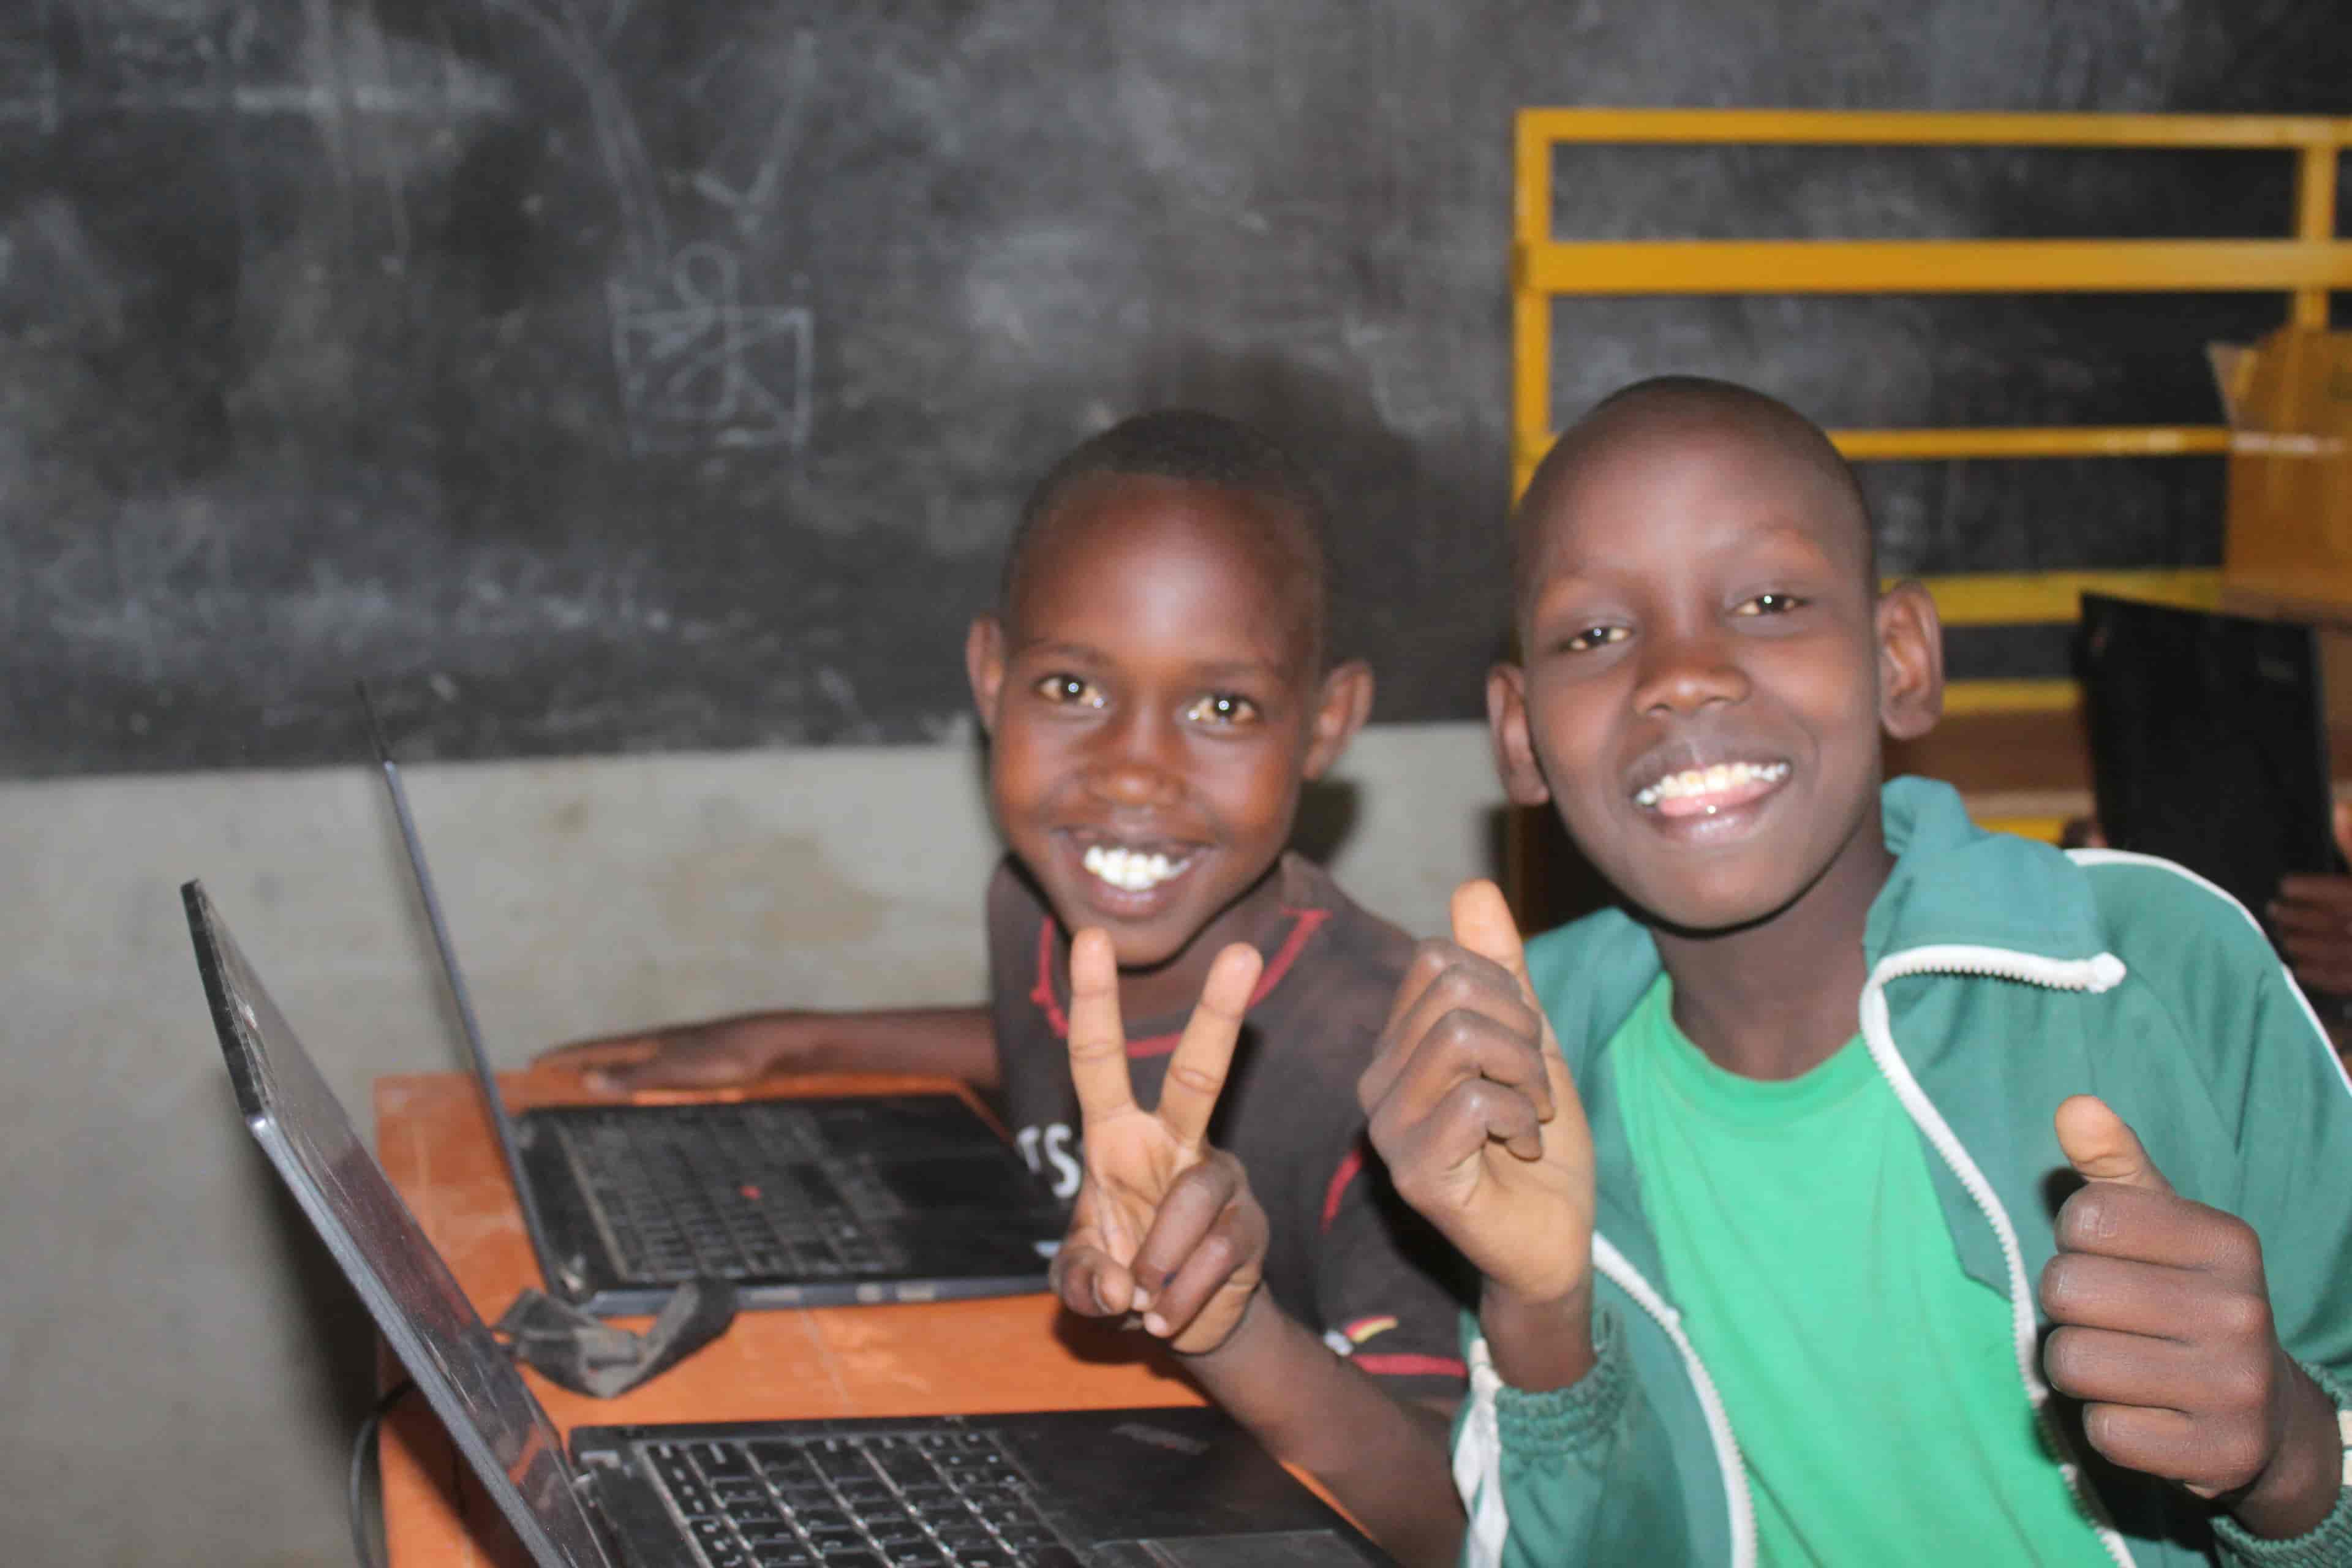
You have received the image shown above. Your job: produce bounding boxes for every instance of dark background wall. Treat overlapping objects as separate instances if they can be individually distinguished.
[4,0,2348,776]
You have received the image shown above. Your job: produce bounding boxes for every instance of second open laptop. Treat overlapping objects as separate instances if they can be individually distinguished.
[185,881,1389,1568]
[359,690,1063,1315]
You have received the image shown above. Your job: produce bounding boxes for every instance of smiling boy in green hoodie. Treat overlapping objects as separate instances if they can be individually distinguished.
[1361,377,2352,1566]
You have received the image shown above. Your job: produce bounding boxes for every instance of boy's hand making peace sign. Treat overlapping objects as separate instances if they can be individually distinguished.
[1049,930,1270,1356]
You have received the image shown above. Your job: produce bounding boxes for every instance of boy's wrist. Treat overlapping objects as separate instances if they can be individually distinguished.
[2226,1358,2343,1540]
[722,1012,819,1071]
[1478,1276,1596,1393]
[1167,1281,1270,1364]
[770,1012,827,1071]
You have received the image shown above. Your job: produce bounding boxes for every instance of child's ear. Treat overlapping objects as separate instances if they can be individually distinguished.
[1300,658,1374,779]
[1875,580,1943,742]
[1487,663,1551,807]
[965,615,1008,737]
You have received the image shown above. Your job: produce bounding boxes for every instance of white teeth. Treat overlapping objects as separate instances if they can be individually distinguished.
[1633,760,1790,809]
[1081,843,1186,892]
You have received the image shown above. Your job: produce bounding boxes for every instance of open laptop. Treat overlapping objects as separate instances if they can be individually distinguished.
[186,880,1389,1568]
[2079,593,2342,960]
[357,688,1065,1316]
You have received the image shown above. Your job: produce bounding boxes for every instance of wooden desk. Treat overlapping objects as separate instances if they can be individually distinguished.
[374,1070,1197,1567]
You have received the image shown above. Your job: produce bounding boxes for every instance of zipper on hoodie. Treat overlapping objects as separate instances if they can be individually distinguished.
[1858,943,2137,1568]
[1592,1234,1759,1568]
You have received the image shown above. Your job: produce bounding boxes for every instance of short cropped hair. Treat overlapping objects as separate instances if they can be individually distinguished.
[1529,375,1877,586]
[1002,410,1333,655]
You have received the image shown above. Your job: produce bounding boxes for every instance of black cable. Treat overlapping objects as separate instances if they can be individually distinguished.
[348,1378,417,1568]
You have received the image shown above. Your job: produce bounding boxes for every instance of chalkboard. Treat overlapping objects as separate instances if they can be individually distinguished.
[4,1,2348,775]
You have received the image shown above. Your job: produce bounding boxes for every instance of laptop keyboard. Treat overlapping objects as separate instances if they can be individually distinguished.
[552,1105,911,1284]
[644,1431,1079,1568]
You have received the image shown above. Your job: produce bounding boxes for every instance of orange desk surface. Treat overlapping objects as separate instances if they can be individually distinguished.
[373,1069,1198,1568]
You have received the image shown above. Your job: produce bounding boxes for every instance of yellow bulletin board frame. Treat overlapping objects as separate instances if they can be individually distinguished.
[1510,108,2352,718]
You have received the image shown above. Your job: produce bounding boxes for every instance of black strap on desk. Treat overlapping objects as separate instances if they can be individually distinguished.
[494,1278,739,1399]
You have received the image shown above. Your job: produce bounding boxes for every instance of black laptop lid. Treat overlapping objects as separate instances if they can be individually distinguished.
[2079,594,2337,938]
[183,882,616,1568]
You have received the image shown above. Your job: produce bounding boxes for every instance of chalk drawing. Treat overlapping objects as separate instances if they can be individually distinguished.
[478,0,815,451]
[688,30,817,240]
[608,243,812,453]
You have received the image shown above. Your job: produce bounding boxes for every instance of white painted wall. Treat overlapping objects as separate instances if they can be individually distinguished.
[0,722,1504,1566]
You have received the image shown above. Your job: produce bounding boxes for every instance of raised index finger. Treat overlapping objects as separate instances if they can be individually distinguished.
[1066,928,1138,1128]
[1155,943,1264,1148]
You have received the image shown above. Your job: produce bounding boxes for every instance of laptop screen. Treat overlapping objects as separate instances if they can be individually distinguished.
[183,883,616,1568]
[2079,594,2337,941]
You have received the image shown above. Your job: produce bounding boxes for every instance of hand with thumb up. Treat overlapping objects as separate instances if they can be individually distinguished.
[2038,1095,2341,1539]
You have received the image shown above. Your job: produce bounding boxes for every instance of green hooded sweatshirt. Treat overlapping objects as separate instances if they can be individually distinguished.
[1454,777,2352,1567]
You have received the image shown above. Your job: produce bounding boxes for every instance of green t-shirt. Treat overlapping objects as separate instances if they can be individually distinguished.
[1610,975,2111,1567]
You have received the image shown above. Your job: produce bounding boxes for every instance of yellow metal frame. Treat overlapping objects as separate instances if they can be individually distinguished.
[1978,816,2070,844]
[1512,108,2352,713]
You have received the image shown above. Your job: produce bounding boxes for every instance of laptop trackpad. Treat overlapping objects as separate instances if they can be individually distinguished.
[1092,1532,1375,1567]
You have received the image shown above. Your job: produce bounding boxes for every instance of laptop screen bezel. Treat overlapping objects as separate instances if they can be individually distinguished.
[184,881,619,1568]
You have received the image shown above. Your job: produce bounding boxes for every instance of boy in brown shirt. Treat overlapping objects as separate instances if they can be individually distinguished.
[543,411,1467,1563]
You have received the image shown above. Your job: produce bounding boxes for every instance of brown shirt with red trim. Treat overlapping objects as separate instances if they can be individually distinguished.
[987,851,1471,1396]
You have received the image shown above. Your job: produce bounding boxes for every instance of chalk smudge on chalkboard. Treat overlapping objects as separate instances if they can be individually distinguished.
[0,2,513,128]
